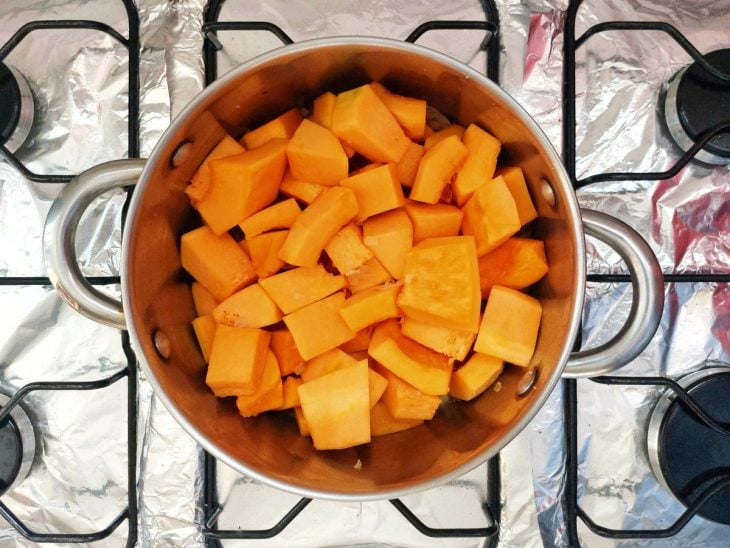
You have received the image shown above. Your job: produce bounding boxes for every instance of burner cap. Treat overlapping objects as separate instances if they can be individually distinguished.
[664,49,730,165]
[0,62,33,153]
[0,395,35,496]
[648,368,730,525]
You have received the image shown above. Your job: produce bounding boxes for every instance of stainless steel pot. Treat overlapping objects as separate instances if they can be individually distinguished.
[42,37,664,501]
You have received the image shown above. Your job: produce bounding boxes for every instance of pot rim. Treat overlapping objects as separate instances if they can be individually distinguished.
[121,36,585,501]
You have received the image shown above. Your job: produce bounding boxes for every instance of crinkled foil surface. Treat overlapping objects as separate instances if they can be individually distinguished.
[0,0,728,547]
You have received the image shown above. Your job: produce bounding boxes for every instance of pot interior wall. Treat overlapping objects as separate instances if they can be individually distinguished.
[125,41,581,497]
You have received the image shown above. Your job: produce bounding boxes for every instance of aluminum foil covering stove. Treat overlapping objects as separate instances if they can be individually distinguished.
[0,0,727,547]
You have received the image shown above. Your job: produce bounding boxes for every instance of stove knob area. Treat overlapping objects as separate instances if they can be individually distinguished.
[0,62,35,154]
[0,394,36,496]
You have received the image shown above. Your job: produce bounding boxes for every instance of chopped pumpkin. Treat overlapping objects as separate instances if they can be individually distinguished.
[212,283,283,328]
[279,170,325,204]
[294,406,310,436]
[362,209,413,279]
[270,328,305,376]
[186,135,245,204]
[242,108,302,149]
[423,124,465,150]
[277,376,303,410]
[247,230,288,279]
[368,368,389,408]
[497,166,538,226]
[340,163,405,221]
[461,176,521,256]
[376,365,441,420]
[369,82,427,140]
[259,264,345,314]
[410,135,468,204]
[206,326,270,397]
[301,348,357,383]
[238,198,301,238]
[370,401,423,436]
[192,315,216,362]
[345,257,392,293]
[236,351,284,417]
[311,91,356,157]
[478,237,548,297]
[400,317,476,361]
[191,281,220,316]
[404,202,463,243]
[339,326,373,353]
[452,124,501,206]
[324,223,374,275]
[396,141,425,187]
[449,353,504,401]
[286,119,349,185]
[339,283,401,332]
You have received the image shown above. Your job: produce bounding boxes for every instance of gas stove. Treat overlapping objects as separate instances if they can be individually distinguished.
[0,1,728,547]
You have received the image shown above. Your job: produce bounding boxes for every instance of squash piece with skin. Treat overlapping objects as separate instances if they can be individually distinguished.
[278,186,359,267]
[362,209,413,279]
[396,141,424,188]
[242,108,302,149]
[452,124,501,206]
[369,82,427,140]
[181,226,257,301]
[400,317,477,361]
[235,351,284,417]
[191,282,219,316]
[450,353,504,401]
[497,166,538,226]
[286,119,349,186]
[259,264,345,314]
[410,135,468,204]
[192,315,216,362]
[324,223,373,275]
[345,257,392,293]
[247,230,288,279]
[404,202,463,243]
[477,237,548,297]
[370,401,423,436]
[340,163,405,221]
[423,124,465,150]
[270,328,305,376]
[238,198,301,238]
[213,283,283,328]
[279,170,325,204]
[206,326,270,397]
[375,364,441,420]
[339,283,401,332]
[186,135,245,204]
[461,176,521,256]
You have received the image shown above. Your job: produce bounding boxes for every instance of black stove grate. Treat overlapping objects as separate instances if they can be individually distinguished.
[562,0,730,544]
[0,1,140,545]
[200,0,501,544]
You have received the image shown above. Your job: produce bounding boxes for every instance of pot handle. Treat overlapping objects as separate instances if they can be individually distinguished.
[43,159,147,330]
[561,209,664,378]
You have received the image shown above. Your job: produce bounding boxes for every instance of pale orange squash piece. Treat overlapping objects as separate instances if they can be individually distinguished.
[474,286,542,367]
[369,82,427,140]
[297,359,371,450]
[331,84,409,163]
[242,108,302,149]
[368,368,388,409]
[324,223,373,275]
[283,292,356,360]
[423,124,465,150]
[497,166,538,226]
[370,401,423,436]
[339,284,401,332]
[259,264,345,314]
[376,364,441,420]
[339,326,373,353]
[287,119,349,186]
[213,283,283,328]
[192,315,216,362]
[270,328,305,376]
[450,353,504,401]
[277,376,303,410]
[311,91,356,157]
[345,257,392,293]
[278,186,359,267]
[279,170,326,204]
[368,319,453,396]
[461,176,521,256]
[396,141,425,187]
[362,209,413,279]
[478,237,548,297]
[181,226,257,301]
[294,406,310,436]
[186,135,245,204]
[238,198,301,238]
[410,135,468,204]
[191,282,220,316]
[247,230,288,279]
[404,202,463,243]
[206,326,270,397]
[400,317,476,361]
[236,351,284,417]
[452,124,501,206]
[301,348,357,383]
[340,163,405,221]
[398,236,480,333]
[199,139,288,234]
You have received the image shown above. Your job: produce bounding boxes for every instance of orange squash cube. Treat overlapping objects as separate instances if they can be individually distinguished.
[423,124,465,150]
[238,198,301,238]
[206,326,270,396]
[283,292,356,360]
[452,124,501,206]
[370,401,423,436]
[345,257,392,293]
[362,209,413,279]
[340,163,405,221]
[368,367,389,408]
[236,351,284,417]
[259,264,345,314]
[339,326,373,353]
[450,353,504,401]
[410,135,468,204]
[461,176,521,256]
[242,108,302,149]
[398,236,481,333]
[369,82,427,140]
[396,141,425,187]
[286,119,349,186]
[192,315,216,362]
[247,230,288,279]
[294,406,310,436]
[324,223,373,275]
[400,317,476,361]
[186,135,245,204]
[339,283,401,332]
[376,365,441,420]
[191,282,220,316]
[181,226,257,301]
[497,166,538,226]
[474,286,542,367]
[368,319,453,396]
[279,170,325,204]
[297,359,371,450]
[278,186,359,267]
[331,84,409,163]
[311,91,356,157]
[276,376,303,410]
[212,283,283,328]
[404,202,463,243]
[478,237,548,297]
[199,139,288,234]
[301,348,357,383]
[270,328,305,376]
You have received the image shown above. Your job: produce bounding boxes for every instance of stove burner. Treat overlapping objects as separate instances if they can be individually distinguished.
[0,62,34,153]
[0,395,35,496]
[647,367,730,525]
[664,49,730,166]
